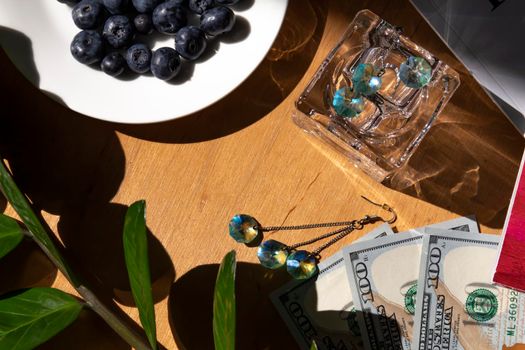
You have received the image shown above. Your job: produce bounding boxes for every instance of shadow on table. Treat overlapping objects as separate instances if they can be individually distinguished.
[294,0,524,229]
[58,201,176,306]
[37,308,132,350]
[116,0,329,143]
[0,26,40,87]
[0,239,57,296]
[0,28,175,349]
[383,21,524,229]
[169,261,400,350]
[169,262,297,350]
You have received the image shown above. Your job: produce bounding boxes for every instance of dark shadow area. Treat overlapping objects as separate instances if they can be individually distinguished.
[0,26,40,87]
[0,27,172,349]
[169,262,295,350]
[294,0,524,229]
[231,0,255,12]
[0,48,125,215]
[166,59,196,85]
[37,308,131,350]
[58,201,175,306]
[169,261,403,350]
[0,194,6,213]
[382,9,524,229]
[116,0,328,143]
[220,16,251,44]
[0,239,57,296]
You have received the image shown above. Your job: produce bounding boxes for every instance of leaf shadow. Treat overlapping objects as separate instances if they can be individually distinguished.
[169,262,295,350]
[0,26,162,349]
[169,261,401,350]
[0,239,57,296]
[37,308,131,350]
[57,202,176,307]
[0,195,6,214]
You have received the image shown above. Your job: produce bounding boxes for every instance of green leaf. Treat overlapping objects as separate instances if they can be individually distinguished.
[0,160,78,285]
[213,250,237,350]
[0,287,82,350]
[310,340,319,350]
[123,200,157,350]
[0,214,24,259]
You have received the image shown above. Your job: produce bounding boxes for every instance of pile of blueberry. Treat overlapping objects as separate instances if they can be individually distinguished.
[59,0,239,80]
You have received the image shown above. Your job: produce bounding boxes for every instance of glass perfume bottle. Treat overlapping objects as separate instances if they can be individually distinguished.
[294,9,460,182]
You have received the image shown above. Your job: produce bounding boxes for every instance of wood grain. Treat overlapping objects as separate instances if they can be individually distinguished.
[0,0,523,349]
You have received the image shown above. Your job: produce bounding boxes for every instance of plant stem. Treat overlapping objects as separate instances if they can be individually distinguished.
[25,224,151,350]
[0,159,152,350]
[78,286,151,350]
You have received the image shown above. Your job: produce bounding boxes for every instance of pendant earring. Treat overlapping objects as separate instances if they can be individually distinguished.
[228,196,397,280]
[332,63,384,119]
[398,56,432,89]
[351,63,383,96]
[332,87,365,118]
[229,214,261,244]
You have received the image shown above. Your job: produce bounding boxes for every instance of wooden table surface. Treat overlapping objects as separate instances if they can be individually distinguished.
[1,0,524,349]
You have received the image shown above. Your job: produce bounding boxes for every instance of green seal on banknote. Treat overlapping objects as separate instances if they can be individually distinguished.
[404,284,417,315]
[465,288,498,322]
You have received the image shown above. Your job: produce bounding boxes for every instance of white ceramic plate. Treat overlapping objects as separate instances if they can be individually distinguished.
[0,0,288,124]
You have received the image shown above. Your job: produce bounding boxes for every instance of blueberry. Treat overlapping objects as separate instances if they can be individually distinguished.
[215,0,239,4]
[132,14,152,34]
[103,0,130,14]
[126,43,152,73]
[172,0,188,6]
[151,47,181,80]
[175,26,207,60]
[103,15,135,48]
[72,0,104,29]
[132,0,162,13]
[200,6,235,36]
[101,52,126,76]
[152,1,187,35]
[70,30,104,64]
[188,0,214,14]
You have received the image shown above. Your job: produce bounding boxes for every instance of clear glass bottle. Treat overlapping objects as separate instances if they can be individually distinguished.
[294,9,460,182]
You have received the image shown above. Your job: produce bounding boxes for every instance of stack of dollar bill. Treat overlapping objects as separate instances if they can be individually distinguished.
[272,217,525,349]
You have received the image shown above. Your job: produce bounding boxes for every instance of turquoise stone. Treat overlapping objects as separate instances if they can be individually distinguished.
[399,56,432,89]
[229,214,259,243]
[257,240,288,269]
[351,63,382,96]
[332,87,365,118]
[286,250,318,279]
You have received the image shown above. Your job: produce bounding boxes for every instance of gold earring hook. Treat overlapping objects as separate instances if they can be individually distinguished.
[360,196,397,224]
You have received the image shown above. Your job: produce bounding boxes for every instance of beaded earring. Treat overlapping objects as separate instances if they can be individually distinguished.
[332,63,384,119]
[228,197,397,280]
[398,56,432,89]
[331,24,433,119]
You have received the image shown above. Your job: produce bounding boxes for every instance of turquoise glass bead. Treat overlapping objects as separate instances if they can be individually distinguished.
[351,63,382,96]
[257,240,288,269]
[332,87,365,118]
[229,214,259,243]
[399,56,432,89]
[286,250,318,280]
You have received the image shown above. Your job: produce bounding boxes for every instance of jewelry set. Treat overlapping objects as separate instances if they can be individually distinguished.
[228,197,396,280]
[332,55,432,119]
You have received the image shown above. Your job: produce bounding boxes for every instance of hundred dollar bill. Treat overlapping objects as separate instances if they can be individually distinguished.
[271,223,395,350]
[342,217,479,350]
[343,232,422,350]
[413,229,525,350]
[410,216,479,234]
